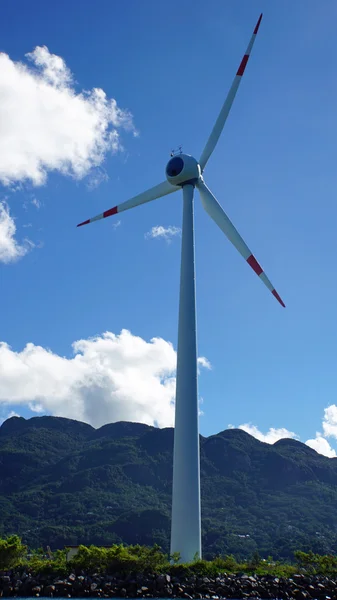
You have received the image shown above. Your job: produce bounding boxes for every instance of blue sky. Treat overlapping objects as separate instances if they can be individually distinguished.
[1,0,337,457]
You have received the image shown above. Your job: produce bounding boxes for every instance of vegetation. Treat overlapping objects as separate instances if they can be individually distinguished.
[2,415,337,560]
[294,550,337,575]
[3,536,337,581]
[0,535,26,569]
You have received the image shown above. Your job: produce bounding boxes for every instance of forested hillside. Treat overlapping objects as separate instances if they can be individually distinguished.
[1,415,337,560]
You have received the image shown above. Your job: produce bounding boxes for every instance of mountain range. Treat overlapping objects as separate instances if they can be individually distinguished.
[1,415,337,560]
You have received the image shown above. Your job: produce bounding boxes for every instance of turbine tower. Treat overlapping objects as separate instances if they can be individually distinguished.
[77,13,285,563]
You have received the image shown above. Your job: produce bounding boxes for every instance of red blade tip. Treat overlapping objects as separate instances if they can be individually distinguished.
[272,289,286,308]
[77,219,90,227]
[254,13,263,35]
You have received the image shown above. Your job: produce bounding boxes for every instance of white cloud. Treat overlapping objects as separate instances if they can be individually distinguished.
[112,220,121,230]
[0,409,19,425]
[28,402,44,413]
[23,195,42,212]
[321,404,337,439]
[0,201,33,263]
[145,225,181,243]
[236,423,298,444]
[86,167,109,191]
[234,416,337,458]
[197,356,212,371]
[305,433,336,458]
[0,46,135,187]
[197,356,212,375]
[0,329,211,429]
[31,197,41,210]
[2,320,336,461]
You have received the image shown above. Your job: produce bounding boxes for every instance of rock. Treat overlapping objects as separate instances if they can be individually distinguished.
[163,585,172,596]
[45,584,56,596]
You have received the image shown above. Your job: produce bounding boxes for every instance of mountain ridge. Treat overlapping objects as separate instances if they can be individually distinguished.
[1,415,337,560]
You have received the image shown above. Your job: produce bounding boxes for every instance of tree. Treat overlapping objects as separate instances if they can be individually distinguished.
[249,550,261,569]
[0,535,26,569]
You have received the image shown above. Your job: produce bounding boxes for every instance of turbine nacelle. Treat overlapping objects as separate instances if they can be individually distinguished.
[165,154,201,186]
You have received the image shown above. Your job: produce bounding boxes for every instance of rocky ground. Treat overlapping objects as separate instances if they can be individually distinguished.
[1,571,337,599]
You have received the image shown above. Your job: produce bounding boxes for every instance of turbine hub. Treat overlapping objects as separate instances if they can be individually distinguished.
[165,154,201,186]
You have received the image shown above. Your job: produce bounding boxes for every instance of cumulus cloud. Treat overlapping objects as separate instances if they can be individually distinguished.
[0,201,33,263]
[305,433,336,458]
[321,404,337,439]
[2,318,336,461]
[145,225,181,243]
[237,423,298,444]
[233,411,337,458]
[302,405,337,457]
[0,329,211,429]
[0,46,135,187]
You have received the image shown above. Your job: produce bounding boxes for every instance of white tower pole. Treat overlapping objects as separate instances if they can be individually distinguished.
[170,183,201,563]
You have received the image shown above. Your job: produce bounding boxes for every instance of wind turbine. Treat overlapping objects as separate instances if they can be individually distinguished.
[77,13,285,563]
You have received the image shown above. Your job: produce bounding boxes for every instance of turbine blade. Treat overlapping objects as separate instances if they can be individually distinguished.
[199,13,263,171]
[197,179,285,307]
[77,180,178,227]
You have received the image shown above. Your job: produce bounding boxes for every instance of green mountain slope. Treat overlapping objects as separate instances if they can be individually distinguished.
[1,415,337,560]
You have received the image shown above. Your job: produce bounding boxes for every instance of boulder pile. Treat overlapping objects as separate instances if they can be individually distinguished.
[1,571,337,599]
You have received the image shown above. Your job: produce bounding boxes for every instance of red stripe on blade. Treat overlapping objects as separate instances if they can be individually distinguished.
[247,254,263,276]
[103,206,118,219]
[77,219,90,227]
[237,54,249,77]
[272,289,286,308]
[254,13,263,35]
